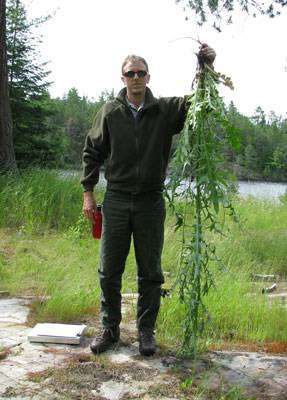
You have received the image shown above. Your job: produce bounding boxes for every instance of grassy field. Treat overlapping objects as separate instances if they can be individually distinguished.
[0,169,287,351]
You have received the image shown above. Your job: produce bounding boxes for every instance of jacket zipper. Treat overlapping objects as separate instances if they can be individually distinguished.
[134,112,140,193]
[125,103,150,193]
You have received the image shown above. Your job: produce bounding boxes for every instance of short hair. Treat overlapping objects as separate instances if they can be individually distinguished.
[121,55,149,74]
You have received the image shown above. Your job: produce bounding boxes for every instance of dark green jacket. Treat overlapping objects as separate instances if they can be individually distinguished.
[81,87,187,193]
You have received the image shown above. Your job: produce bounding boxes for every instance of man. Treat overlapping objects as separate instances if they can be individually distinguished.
[81,45,215,356]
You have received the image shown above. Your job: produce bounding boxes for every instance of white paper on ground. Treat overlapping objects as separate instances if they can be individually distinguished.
[28,323,87,344]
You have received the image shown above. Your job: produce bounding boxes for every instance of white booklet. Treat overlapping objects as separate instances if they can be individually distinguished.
[28,323,87,344]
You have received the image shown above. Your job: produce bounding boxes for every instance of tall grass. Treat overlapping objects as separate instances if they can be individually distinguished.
[0,169,86,231]
[1,170,287,345]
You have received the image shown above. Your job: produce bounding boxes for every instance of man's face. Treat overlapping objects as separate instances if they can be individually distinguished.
[121,60,150,96]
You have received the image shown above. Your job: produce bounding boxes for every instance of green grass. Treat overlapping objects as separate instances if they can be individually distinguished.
[0,169,287,348]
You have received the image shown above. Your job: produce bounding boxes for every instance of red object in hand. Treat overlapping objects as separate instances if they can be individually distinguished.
[92,204,102,239]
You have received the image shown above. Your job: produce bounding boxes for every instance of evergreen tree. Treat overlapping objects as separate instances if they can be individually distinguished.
[6,0,67,168]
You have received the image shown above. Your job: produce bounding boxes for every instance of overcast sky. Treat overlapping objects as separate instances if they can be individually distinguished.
[23,0,287,118]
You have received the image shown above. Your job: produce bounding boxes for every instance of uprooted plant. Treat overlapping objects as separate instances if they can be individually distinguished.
[165,43,240,355]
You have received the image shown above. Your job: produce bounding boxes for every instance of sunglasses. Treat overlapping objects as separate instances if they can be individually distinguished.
[123,70,148,78]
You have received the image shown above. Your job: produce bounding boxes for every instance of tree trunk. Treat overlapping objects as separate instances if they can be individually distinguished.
[0,0,17,172]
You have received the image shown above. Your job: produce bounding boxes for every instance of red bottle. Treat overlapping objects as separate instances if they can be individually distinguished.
[92,204,102,239]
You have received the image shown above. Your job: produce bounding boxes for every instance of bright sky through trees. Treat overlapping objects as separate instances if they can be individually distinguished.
[24,0,287,117]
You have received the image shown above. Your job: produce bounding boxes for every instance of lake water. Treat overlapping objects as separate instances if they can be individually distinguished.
[100,173,287,201]
[66,171,287,201]
[237,181,287,201]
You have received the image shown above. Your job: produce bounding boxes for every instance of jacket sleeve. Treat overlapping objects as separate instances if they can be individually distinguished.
[164,95,189,136]
[80,105,110,192]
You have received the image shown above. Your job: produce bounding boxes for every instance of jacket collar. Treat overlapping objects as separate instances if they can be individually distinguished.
[116,87,157,110]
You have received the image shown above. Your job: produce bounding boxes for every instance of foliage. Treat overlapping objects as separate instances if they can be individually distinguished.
[175,0,287,30]
[166,61,239,355]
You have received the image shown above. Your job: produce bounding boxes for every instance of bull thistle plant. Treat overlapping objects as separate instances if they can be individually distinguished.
[165,45,240,355]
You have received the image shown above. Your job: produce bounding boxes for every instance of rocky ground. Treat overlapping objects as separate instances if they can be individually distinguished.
[0,294,287,399]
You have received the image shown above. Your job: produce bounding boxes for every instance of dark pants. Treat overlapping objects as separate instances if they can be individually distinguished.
[99,189,165,332]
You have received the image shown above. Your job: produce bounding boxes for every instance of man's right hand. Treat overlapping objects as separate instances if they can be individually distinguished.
[83,191,97,221]
[198,43,216,68]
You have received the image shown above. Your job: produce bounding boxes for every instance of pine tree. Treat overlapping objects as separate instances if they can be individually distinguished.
[6,0,67,168]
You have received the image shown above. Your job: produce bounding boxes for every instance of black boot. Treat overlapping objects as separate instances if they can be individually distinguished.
[138,329,156,356]
[90,326,120,354]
